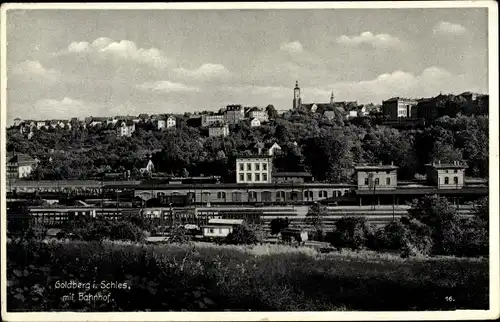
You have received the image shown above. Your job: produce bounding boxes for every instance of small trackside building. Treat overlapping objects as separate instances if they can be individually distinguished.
[425,161,467,189]
[354,163,399,191]
[202,218,244,238]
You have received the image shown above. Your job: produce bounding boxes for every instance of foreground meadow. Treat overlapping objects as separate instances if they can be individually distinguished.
[7,239,489,311]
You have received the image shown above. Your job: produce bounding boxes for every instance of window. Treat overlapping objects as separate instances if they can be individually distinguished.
[364,178,369,185]
[209,228,214,234]
[319,191,328,198]
[386,178,391,185]
[232,192,242,202]
[247,173,252,181]
[249,191,257,200]
[239,163,244,171]
[304,191,313,198]
[239,174,244,182]
[202,192,210,202]
[262,173,268,181]
[277,191,285,199]
[444,177,449,185]
[217,192,226,199]
[247,163,252,171]
[386,171,391,174]
[454,169,458,173]
[262,163,267,171]
[374,178,380,185]
[255,173,260,181]
[255,163,260,171]
[453,177,458,184]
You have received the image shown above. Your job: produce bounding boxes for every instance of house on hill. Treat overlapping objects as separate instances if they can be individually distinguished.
[208,122,230,137]
[7,153,38,179]
[250,118,261,127]
[248,142,282,156]
[117,120,136,137]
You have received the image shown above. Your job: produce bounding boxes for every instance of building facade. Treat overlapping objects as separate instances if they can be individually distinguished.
[117,121,136,137]
[425,161,467,189]
[201,114,225,127]
[157,119,165,130]
[225,105,245,125]
[248,108,269,122]
[166,116,176,128]
[382,98,418,120]
[7,153,38,179]
[208,123,230,137]
[355,164,399,190]
[236,155,273,183]
[250,118,261,127]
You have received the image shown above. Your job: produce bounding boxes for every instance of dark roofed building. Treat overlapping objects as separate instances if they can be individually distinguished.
[272,172,313,183]
[7,153,38,179]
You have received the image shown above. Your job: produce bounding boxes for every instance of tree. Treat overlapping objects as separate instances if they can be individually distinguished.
[269,217,291,235]
[408,195,461,255]
[327,217,372,250]
[266,104,278,119]
[305,203,328,239]
[224,224,261,245]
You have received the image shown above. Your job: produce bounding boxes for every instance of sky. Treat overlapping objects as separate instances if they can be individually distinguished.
[5,7,489,123]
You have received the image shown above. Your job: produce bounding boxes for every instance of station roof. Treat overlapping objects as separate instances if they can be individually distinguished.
[354,164,398,171]
[355,187,488,195]
[208,219,244,225]
[425,163,468,169]
[273,172,313,177]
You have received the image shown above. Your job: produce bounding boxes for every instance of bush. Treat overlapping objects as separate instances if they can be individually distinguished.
[167,226,191,243]
[327,217,373,250]
[6,239,489,311]
[64,218,146,242]
[224,224,261,245]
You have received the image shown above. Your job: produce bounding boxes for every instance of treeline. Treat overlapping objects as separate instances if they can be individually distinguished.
[301,195,488,258]
[7,112,488,182]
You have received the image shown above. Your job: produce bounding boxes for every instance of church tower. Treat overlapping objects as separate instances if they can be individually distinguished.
[330,91,334,104]
[293,80,301,109]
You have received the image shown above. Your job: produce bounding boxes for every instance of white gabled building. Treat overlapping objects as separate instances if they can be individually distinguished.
[166,116,176,128]
[250,118,261,127]
[117,121,136,137]
[157,119,166,130]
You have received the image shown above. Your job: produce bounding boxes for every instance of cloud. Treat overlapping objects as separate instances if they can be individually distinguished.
[32,97,103,119]
[11,60,60,82]
[336,31,402,48]
[225,85,289,99]
[433,21,467,35]
[173,63,231,81]
[324,66,472,104]
[137,81,200,93]
[61,37,170,68]
[280,41,304,54]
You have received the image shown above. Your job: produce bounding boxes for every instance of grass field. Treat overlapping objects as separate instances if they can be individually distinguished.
[7,239,489,311]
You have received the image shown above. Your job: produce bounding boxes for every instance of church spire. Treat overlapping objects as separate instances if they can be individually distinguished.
[330,91,334,104]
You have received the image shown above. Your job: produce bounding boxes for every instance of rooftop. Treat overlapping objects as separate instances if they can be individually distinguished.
[207,219,244,225]
[8,153,37,165]
[273,172,313,177]
[425,162,467,169]
[354,164,398,171]
[236,155,273,159]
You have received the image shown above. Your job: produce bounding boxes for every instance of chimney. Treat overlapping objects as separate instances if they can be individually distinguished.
[438,160,441,165]
[391,161,394,166]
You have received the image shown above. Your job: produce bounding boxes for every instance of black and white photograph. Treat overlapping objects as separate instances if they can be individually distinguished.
[1,2,498,321]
